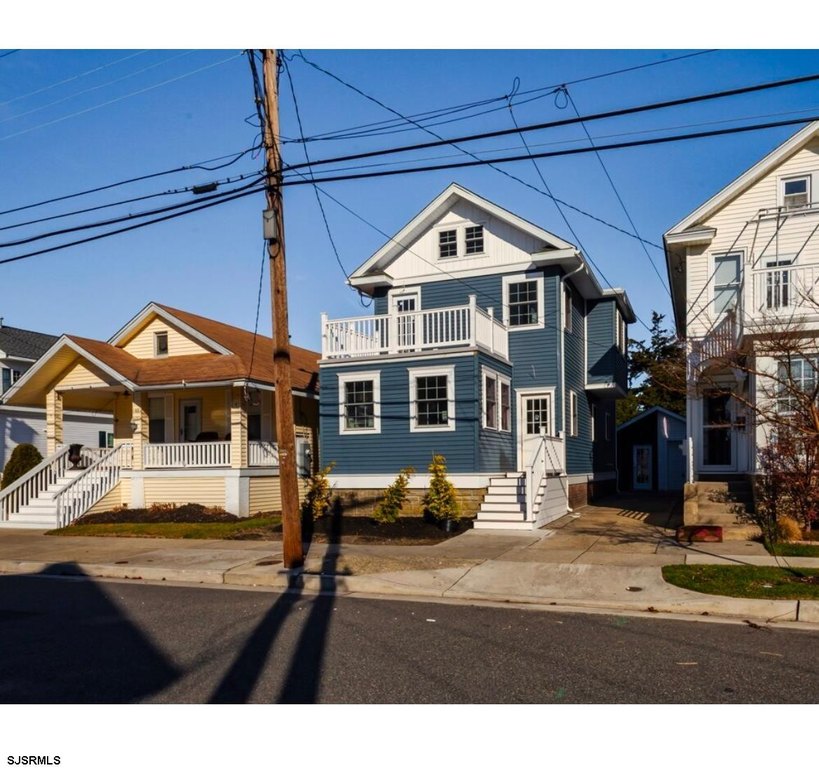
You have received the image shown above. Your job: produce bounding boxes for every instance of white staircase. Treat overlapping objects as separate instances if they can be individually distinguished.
[474,471,568,531]
[0,444,131,530]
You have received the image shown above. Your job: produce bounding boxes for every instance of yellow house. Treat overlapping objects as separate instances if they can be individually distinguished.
[0,303,319,528]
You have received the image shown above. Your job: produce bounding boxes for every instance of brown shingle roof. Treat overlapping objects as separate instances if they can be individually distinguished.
[66,305,319,394]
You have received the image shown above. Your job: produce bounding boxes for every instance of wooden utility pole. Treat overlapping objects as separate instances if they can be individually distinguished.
[261,49,302,569]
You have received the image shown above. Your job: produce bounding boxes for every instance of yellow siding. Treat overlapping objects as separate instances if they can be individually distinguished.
[122,317,211,358]
[248,475,308,513]
[142,476,225,507]
[85,483,122,515]
[57,360,111,389]
[113,395,132,444]
[688,138,819,337]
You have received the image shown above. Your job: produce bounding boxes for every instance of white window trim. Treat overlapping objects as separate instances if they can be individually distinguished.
[154,331,169,357]
[464,222,487,257]
[338,371,381,434]
[779,173,812,210]
[388,286,421,313]
[481,366,512,431]
[590,403,596,440]
[409,365,455,433]
[569,390,578,437]
[502,274,545,331]
[433,220,488,261]
[710,250,743,320]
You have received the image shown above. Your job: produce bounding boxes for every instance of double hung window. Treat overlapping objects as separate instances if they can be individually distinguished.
[713,253,741,317]
[503,275,544,330]
[409,366,455,432]
[482,368,511,431]
[339,372,381,433]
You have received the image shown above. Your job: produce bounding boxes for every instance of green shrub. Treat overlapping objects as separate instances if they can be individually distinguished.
[301,462,335,520]
[422,454,460,523]
[374,467,415,524]
[1,443,44,490]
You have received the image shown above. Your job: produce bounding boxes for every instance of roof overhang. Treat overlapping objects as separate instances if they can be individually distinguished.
[1,336,134,408]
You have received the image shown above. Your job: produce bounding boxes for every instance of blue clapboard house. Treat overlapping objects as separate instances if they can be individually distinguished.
[318,184,634,529]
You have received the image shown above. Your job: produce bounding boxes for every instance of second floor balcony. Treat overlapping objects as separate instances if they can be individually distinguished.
[321,296,509,361]
[750,262,819,322]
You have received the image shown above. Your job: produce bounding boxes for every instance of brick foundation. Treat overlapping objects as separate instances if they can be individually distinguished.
[330,487,486,518]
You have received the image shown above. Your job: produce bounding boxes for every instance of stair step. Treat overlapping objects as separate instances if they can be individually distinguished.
[483,492,525,502]
[477,509,528,521]
[480,502,526,513]
[473,519,533,531]
[489,477,525,487]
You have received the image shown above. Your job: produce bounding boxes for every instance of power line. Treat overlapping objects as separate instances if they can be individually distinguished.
[279,114,819,190]
[0,52,244,143]
[287,49,716,145]
[0,50,21,60]
[0,50,197,127]
[0,144,260,218]
[0,174,264,248]
[293,51,666,254]
[0,184,263,267]
[283,67,819,175]
[564,87,672,299]
[0,50,150,106]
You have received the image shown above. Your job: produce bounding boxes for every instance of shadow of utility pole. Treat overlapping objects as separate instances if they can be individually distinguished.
[208,501,342,704]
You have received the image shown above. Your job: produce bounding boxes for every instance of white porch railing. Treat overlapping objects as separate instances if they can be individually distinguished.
[690,309,738,370]
[751,263,819,318]
[55,443,132,528]
[248,440,279,467]
[525,432,564,521]
[0,444,72,521]
[321,295,509,360]
[143,441,230,468]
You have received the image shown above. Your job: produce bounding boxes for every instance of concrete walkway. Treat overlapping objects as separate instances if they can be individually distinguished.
[0,495,817,627]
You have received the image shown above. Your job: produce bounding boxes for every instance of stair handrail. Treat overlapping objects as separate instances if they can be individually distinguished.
[0,444,72,521]
[525,433,548,521]
[53,443,131,528]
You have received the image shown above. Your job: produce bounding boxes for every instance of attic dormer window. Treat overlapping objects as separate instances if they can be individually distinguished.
[154,331,169,357]
[782,176,810,210]
[439,229,457,259]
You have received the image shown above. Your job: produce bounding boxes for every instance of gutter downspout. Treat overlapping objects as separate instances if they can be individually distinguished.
[559,256,586,513]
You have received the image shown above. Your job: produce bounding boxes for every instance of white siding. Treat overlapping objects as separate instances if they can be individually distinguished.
[387,199,550,282]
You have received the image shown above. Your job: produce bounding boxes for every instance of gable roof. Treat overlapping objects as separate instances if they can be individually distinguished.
[349,182,576,282]
[0,324,58,361]
[2,304,319,407]
[616,405,686,432]
[665,120,819,238]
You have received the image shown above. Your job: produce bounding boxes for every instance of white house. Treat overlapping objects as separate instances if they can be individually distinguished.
[664,120,819,483]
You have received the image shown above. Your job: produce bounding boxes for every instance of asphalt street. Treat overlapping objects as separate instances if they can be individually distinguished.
[0,572,816,704]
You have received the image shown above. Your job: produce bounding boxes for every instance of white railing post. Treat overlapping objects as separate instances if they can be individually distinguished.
[487,306,495,354]
[320,312,328,358]
[468,295,477,347]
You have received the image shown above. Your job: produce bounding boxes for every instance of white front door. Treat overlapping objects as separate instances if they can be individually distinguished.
[179,399,201,442]
[517,392,553,471]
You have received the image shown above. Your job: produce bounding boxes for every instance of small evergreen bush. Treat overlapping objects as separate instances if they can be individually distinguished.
[1,444,43,490]
[374,467,415,524]
[422,454,460,523]
[301,462,335,520]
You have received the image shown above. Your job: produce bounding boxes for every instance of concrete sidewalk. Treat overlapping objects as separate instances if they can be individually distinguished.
[0,519,817,627]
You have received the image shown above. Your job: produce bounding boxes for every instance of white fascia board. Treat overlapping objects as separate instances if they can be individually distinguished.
[664,227,716,247]
[665,121,819,237]
[107,302,231,355]
[601,288,637,324]
[2,336,134,404]
[349,183,575,280]
[616,405,685,432]
[585,381,627,398]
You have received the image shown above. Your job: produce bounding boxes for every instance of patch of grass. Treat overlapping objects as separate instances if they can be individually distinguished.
[49,514,281,540]
[767,542,819,558]
[663,564,819,600]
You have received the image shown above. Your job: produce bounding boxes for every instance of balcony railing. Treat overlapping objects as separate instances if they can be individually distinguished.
[751,263,819,319]
[321,296,509,361]
[690,309,738,370]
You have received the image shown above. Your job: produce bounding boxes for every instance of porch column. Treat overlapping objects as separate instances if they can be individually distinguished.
[230,389,248,469]
[131,392,147,470]
[45,390,63,455]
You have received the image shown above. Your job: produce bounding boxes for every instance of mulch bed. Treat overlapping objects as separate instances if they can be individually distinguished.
[76,505,470,544]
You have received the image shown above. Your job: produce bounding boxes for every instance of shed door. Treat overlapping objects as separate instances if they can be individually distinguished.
[633,445,652,490]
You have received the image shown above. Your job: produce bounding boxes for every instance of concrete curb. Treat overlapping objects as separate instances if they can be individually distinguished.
[1,558,817,627]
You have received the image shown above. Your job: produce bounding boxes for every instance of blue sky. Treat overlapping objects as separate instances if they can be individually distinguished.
[3,48,819,350]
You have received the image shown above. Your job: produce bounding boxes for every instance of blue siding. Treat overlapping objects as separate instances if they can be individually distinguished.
[564,285,593,475]
[476,353,516,473]
[587,299,627,391]
[320,354,478,475]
